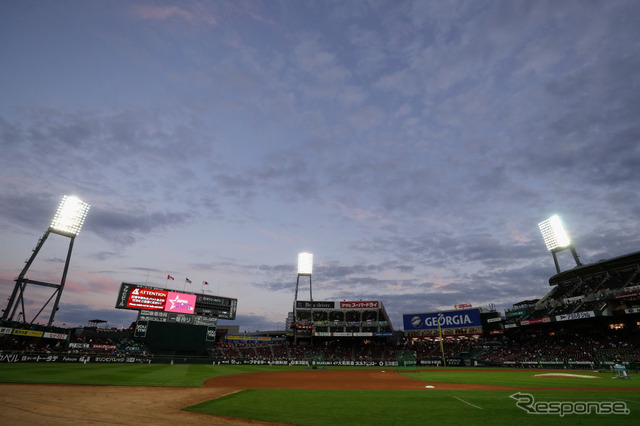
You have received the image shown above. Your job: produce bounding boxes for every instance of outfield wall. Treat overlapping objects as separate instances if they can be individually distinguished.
[3,351,635,370]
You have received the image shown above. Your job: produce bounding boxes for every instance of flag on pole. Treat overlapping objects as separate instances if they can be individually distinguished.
[167,275,175,280]
[185,278,192,284]
[203,281,209,285]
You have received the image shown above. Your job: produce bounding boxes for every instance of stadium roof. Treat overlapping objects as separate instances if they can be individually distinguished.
[548,250,640,286]
[513,299,539,306]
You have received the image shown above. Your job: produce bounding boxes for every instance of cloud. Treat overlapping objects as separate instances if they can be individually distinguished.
[87,208,193,246]
[53,303,138,329]
[0,192,57,233]
[129,3,218,26]
[2,1,640,334]
[218,313,283,333]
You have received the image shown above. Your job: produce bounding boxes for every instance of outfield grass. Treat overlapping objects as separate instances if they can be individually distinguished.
[185,389,640,426]
[0,363,293,387]
[1,364,638,424]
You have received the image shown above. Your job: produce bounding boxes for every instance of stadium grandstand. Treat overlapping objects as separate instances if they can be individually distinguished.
[2,222,639,369]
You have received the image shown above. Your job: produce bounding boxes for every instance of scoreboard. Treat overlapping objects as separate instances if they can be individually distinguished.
[115,282,237,320]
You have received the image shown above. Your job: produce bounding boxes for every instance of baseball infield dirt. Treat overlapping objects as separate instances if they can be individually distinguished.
[0,369,633,425]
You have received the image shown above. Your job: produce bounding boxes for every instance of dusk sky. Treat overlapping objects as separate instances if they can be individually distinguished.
[1,1,639,332]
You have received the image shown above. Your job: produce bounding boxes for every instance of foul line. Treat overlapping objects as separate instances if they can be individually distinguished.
[454,396,483,410]
[602,397,640,405]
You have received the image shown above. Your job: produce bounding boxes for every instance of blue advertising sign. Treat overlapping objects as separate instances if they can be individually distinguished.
[403,308,481,330]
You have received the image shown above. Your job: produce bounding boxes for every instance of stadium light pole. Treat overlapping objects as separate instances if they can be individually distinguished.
[538,215,582,274]
[293,252,313,344]
[437,315,447,367]
[2,195,90,326]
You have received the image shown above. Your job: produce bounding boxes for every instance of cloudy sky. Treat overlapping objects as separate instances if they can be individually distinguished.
[1,1,639,332]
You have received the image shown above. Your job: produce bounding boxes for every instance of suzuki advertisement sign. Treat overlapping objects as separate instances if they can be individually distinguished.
[403,308,481,331]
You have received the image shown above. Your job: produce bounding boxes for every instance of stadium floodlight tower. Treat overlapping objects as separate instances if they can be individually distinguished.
[2,195,90,327]
[292,252,313,344]
[538,215,582,274]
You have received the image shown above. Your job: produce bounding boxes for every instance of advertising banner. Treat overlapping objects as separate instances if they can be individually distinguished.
[165,291,196,314]
[126,288,197,314]
[115,282,133,309]
[555,311,595,322]
[197,294,234,305]
[134,321,148,338]
[43,332,68,340]
[127,287,168,311]
[225,335,272,341]
[340,301,379,309]
[520,317,551,326]
[196,294,238,319]
[403,308,481,331]
[193,316,218,326]
[92,344,117,350]
[13,329,44,337]
[563,295,584,304]
[205,327,216,342]
[0,327,13,335]
[296,301,335,309]
[615,292,640,299]
[0,354,155,364]
[138,310,170,322]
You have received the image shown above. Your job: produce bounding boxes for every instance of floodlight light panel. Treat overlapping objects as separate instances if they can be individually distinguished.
[298,252,313,275]
[50,195,90,236]
[538,215,570,251]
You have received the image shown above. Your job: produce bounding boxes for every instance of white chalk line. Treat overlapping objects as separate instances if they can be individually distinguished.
[600,397,640,405]
[454,396,483,410]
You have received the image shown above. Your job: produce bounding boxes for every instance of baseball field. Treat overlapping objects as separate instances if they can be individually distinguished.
[1,364,638,425]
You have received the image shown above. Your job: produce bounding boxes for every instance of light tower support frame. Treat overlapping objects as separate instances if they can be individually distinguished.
[293,273,313,344]
[3,230,76,327]
[551,245,582,274]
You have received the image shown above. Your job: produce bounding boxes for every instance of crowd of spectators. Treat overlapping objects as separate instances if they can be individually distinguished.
[0,320,149,357]
[207,337,477,364]
[510,267,640,323]
[204,328,640,368]
[3,318,639,368]
[480,330,640,366]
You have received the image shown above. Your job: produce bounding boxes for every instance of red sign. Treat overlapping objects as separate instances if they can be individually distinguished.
[520,317,551,326]
[92,344,117,350]
[340,301,379,309]
[455,304,472,309]
[127,287,168,311]
[614,292,640,299]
